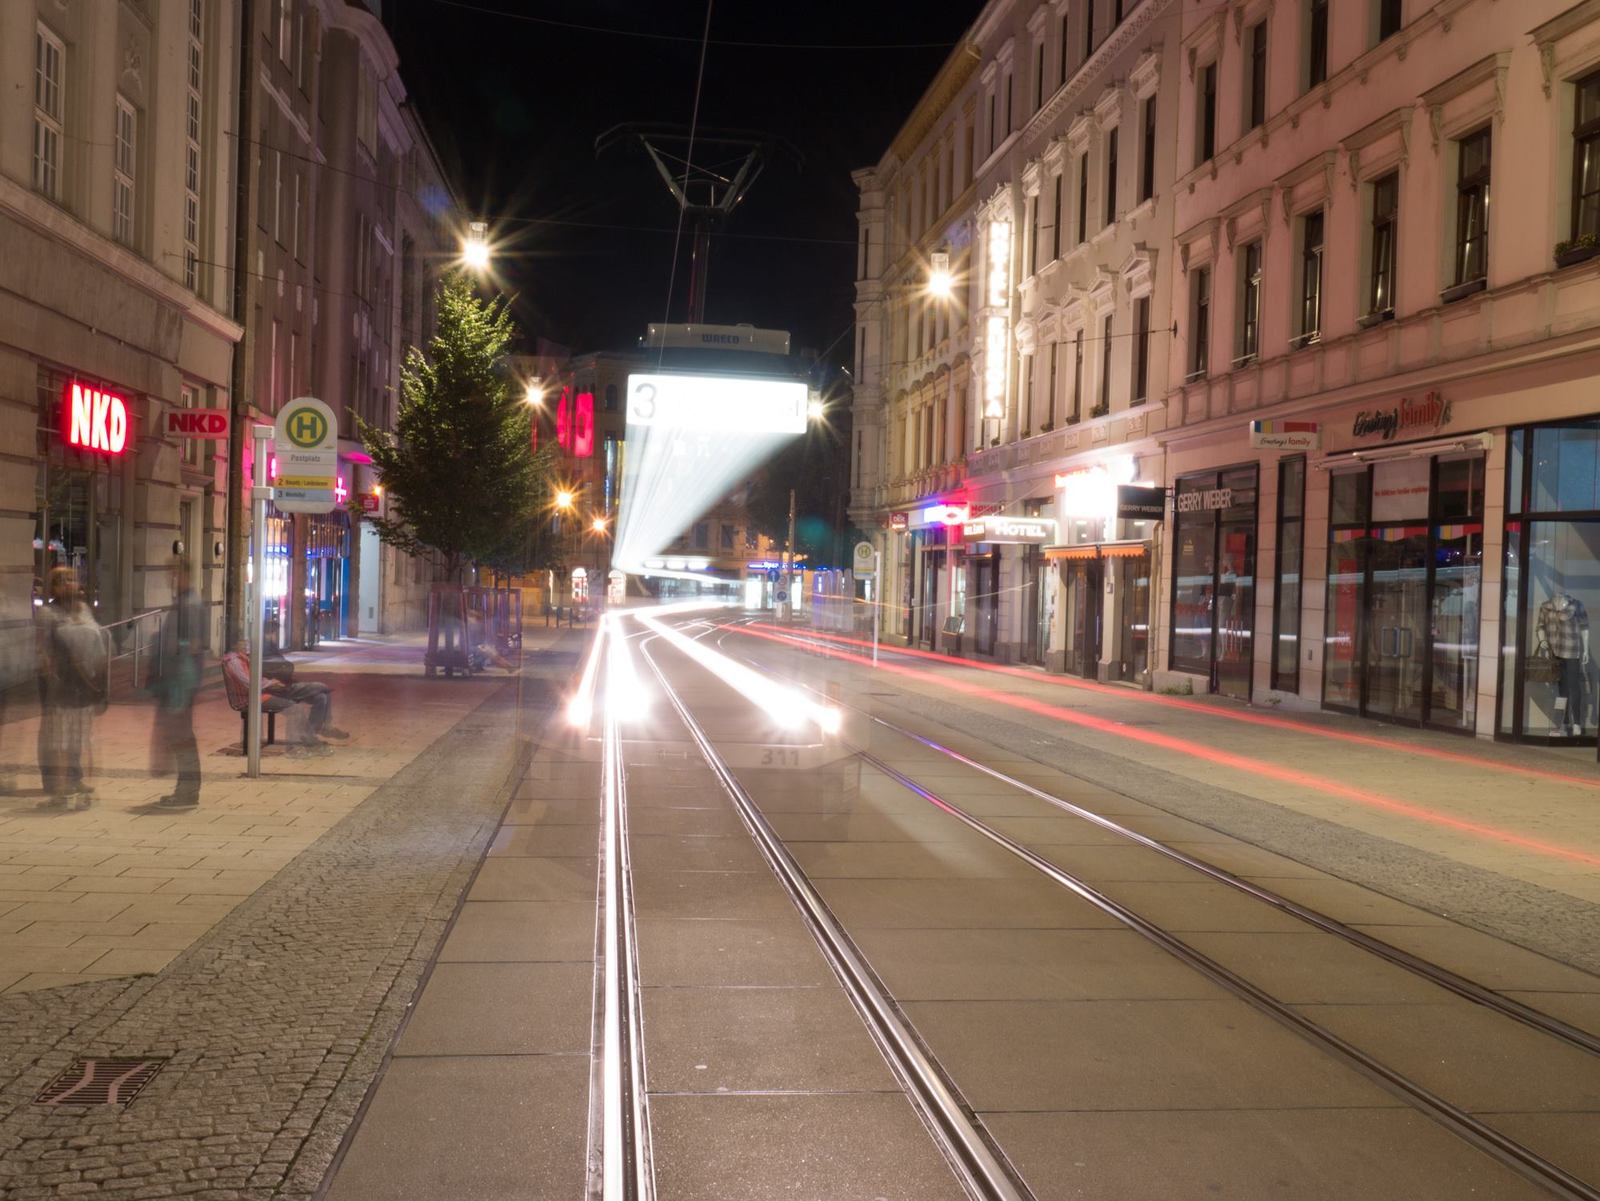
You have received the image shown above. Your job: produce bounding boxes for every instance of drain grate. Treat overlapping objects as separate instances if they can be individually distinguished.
[36,1057,165,1106]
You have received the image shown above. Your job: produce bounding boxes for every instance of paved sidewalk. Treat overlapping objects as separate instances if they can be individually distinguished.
[0,627,566,995]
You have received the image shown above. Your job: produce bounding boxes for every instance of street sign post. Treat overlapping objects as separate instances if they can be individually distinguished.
[246,424,274,779]
[272,396,338,515]
[853,541,880,664]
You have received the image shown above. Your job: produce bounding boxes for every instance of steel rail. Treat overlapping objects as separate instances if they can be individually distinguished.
[718,623,1600,1201]
[724,623,1600,1059]
[636,633,1033,1201]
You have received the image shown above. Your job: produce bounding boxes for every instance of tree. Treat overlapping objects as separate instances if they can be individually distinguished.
[359,272,552,580]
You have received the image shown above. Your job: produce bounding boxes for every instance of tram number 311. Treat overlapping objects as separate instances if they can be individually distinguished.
[760,747,802,768]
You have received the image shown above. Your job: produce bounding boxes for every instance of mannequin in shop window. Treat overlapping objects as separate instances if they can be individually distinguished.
[1538,589,1590,736]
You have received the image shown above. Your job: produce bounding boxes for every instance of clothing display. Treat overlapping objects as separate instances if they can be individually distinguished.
[1538,593,1589,660]
[1538,592,1591,733]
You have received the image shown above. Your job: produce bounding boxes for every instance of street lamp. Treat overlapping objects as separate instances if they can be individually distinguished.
[461,221,491,271]
[524,380,545,407]
[591,515,609,535]
[807,397,826,422]
[555,489,575,511]
[927,249,953,299]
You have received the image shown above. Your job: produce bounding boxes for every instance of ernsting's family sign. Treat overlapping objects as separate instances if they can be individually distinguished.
[1351,391,1452,441]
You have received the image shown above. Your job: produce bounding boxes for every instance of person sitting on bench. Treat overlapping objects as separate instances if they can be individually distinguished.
[224,647,349,755]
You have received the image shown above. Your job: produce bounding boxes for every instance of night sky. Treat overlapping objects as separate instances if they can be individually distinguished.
[389,0,979,361]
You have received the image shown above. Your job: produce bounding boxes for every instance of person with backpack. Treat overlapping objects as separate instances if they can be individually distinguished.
[36,567,106,810]
[150,561,206,809]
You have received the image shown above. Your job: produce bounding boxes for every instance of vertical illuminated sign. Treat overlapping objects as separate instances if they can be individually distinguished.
[556,387,572,450]
[63,381,131,455]
[983,220,1011,421]
[574,391,595,458]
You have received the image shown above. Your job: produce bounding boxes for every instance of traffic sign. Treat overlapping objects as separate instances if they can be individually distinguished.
[775,588,789,603]
[852,541,876,577]
[273,396,338,514]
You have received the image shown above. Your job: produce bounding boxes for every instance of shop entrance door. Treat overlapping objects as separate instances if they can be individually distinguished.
[1063,559,1101,679]
[1363,532,1429,723]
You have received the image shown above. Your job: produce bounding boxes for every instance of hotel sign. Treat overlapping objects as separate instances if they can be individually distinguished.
[1352,391,1452,442]
[960,516,1056,544]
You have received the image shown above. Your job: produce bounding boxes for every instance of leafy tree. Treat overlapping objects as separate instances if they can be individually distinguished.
[359,272,552,580]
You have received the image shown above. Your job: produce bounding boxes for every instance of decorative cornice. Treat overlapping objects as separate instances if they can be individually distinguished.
[889,41,983,164]
[1024,0,1175,148]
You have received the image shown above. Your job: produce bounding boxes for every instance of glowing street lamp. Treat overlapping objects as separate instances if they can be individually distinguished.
[461,221,491,271]
[524,380,545,407]
[807,397,826,422]
[927,249,953,299]
[591,516,609,535]
[555,489,575,511]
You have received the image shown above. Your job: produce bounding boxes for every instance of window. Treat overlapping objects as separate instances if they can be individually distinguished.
[1035,39,1046,111]
[1368,172,1398,316]
[1047,341,1059,428]
[1189,267,1211,378]
[1307,0,1329,88]
[1197,63,1218,164]
[184,0,204,291]
[1005,72,1014,135]
[694,522,709,549]
[357,65,377,157]
[1454,128,1490,286]
[1029,195,1040,277]
[278,0,294,63]
[1238,241,1262,363]
[1247,22,1267,131]
[989,91,997,153]
[1104,127,1118,226]
[721,524,734,550]
[1085,0,1096,58]
[1573,72,1600,242]
[1060,10,1070,83]
[113,97,137,246]
[965,118,975,186]
[1076,151,1089,243]
[269,319,282,410]
[1132,296,1151,403]
[1072,329,1084,421]
[33,24,64,200]
[180,384,202,467]
[1299,209,1324,342]
[605,384,619,411]
[1272,456,1305,693]
[1021,354,1034,437]
[1140,97,1157,203]
[1052,172,1064,260]
[1099,313,1114,411]
[1377,0,1401,42]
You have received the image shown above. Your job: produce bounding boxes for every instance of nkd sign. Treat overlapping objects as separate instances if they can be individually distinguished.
[961,516,1056,544]
[166,409,230,439]
[63,381,130,455]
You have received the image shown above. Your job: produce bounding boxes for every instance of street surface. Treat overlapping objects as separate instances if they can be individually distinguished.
[2,609,1598,1200]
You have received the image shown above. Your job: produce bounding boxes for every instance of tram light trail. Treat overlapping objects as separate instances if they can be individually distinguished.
[603,613,647,723]
[636,610,839,734]
[567,618,608,728]
[733,624,1600,871]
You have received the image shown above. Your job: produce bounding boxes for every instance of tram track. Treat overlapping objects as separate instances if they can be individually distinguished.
[699,616,1600,1201]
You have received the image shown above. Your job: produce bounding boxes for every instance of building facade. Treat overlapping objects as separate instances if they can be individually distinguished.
[853,0,1183,681]
[0,0,243,660]
[234,0,456,649]
[855,0,1600,745]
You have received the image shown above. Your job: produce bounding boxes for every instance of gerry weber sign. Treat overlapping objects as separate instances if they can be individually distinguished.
[960,516,1056,544]
[1351,391,1452,442]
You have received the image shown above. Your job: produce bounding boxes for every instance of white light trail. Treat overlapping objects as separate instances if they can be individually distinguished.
[566,619,608,728]
[604,614,646,723]
[635,609,840,734]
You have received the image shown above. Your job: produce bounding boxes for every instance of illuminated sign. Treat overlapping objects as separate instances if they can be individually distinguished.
[1175,488,1234,513]
[273,396,339,515]
[1057,455,1137,519]
[960,516,1056,544]
[64,382,130,455]
[625,373,807,433]
[556,387,572,450]
[982,218,1012,420]
[166,409,229,439]
[574,391,595,458]
[921,504,970,526]
[889,511,909,531]
[1116,485,1166,521]
[1352,390,1451,441]
[1249,419,1320,451]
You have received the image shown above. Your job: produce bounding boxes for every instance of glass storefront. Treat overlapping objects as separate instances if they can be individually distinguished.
[1501,421,1600,742]
[1107,544,1152,684]
[35,371,128,618]
[1170,466,1259,699]
[1060,552,1100,678]
[970,548,1000,656]
[1323,454,1483,731]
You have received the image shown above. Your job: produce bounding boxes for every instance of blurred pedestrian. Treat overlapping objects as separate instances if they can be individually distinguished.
[150,561,205,809]
[36,568,105,810]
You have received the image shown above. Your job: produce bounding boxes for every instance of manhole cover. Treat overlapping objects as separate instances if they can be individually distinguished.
[36,1058,165,1106]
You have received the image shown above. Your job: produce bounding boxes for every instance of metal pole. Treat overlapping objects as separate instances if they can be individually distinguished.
[247,424,272,778]
[872,549,881,666]
[784,488,797,622]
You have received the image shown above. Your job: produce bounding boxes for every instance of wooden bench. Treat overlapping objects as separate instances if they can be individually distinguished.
[220,652,290,746]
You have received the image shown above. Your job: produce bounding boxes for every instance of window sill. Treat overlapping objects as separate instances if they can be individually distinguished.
[1290,331,1321,350]
[1231,351,1259,369]
[1184,369,1208,384]
[1355,308,1395,329]
[1440,277,1486,304]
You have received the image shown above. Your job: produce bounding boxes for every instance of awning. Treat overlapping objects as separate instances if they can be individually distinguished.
[1044,540,1152,562]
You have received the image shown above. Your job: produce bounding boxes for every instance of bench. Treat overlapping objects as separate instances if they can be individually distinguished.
[220,652,290,746]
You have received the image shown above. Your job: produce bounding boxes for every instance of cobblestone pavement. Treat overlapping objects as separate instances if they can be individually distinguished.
[0,641,574,1200]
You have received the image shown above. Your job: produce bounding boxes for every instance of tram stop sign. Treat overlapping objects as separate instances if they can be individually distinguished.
[852,541,876,577]
[273,396,338,514]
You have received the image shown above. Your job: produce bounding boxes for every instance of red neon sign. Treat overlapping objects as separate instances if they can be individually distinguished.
[574,391,595,458]
[64,382,130,455]
[556,387,572,450]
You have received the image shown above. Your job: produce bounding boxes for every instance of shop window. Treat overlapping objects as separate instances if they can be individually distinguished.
[1171,466,1259,699]
[1453,129,1490,287]
[1272,457,1305,693]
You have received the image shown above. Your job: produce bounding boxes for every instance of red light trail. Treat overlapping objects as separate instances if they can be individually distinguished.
[734,624,1600,870]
